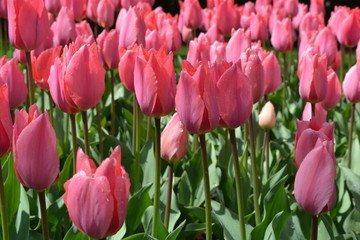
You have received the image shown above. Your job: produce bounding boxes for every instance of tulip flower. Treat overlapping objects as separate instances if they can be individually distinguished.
[258,50,282,95]
[249,13,269,42]
[64,147,130,239]
[61,0,87,20]
[0,58,27,109]
[176,61,219,134]
[134,46,176,117]
[299,53,328,103]
[97,0,115,28]
[186,34,211,66]
[179,0,203,30]
[321,69,341,109]
[337,8,360,48]
[161,17,182,53]
[302,102,327,123]
[294,141,337,215]
[310,0,324,15]
[51,7,77,47]
[292,3,308,30]
[45,0,61,15]
[216,62,253,129]
[0,0,7,18]
[0,85,12,158]
[145,30,165,51]
[259,101,276,130]
[13,105,59,191]
[313,26,338,67]
[299,12,324,34]
[273,0,299,18]
[209,41,227,64]
[118,45,140,92]
[97,30,120,70]
[240,49,265,103]
[7,0,50,51]
[48,43,105,113]
[75,21,95,46]
[214,0,238,36]
[328,6,350,39]
[117,7,146,48]
[295,118,334,168]
[32,46,62,90]
[225,28,251,63]
[343,65,360,103]
[239,2,255,29]
[271,18,294,52]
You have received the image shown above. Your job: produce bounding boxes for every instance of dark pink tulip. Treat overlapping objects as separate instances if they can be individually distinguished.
[118,45,139,92]
[97,29,120,70]
[255,0,271,13]
[330,51,342,72]
[273,0,298,18]
[48,43,105,113]
[299,12,324,34]
[0,85,12,158]
[75,21,95,46]
[186,34,211,65]
[314,26,338,66]
[97,0,115,28]
[86,0,100,21]
[181,25,195,43]
[0,58,27,109]
[321,69,341,109]
[302,102,327,124]
[134,46,176,117]
[240,49,265,103]
[145,30,164,51]
[271,18,294,52]
[239,2,255,29]
[0,56,7,68]
[328,6,350,38]
[45,0,61,15]
[32,46,62,90]
[249,13,269,42]
[179,0,203,29]
[268,9,285,34]
[61,0,87,20]
[0,0,7,18]
[175,61,219,134]
[258,49,282,94]
[357,41,360,76]
[161,17,182,53]
[216,62,253,128]
[343,65,360,103]
[294,141,336,215]
[15,49,27,65]
[337,8,360,47]
[205,25,224,44]
[118,7,146,48]
[64,147,130,239]
[214,0,238,36]
[7,0,50,51]
[161,113,189,162]
[202,8,215,31]
[51,7,77,46]
[299,53,328,103]
[13,104,59,191]
[309,0,324,15]
[292,3,308,30]
[209,41,227,64]
[225,28,251,63]
[295,118,334,168]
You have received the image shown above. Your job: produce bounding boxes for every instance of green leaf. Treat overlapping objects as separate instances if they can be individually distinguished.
[140,140,155,187]
[341,167,360,212]
[126,184,152,234]
[4,154,20,224]
[320,214,336,240]
[122,233,157,240]
[58,152,73,191]
[12,185,29,240]
[63,225,88,240]
[165,220,186,240]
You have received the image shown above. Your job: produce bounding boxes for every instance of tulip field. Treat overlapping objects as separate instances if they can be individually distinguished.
[1,0,360,239]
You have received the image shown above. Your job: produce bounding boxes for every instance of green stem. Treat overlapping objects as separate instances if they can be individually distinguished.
[48,94,54,126]
[243,124,249,171]
[146,117,151,141]
[224,129,229,162]
[0,164,10,240]
[311,103,316,119]
[132,96,137,155]
[340,45,345,82]
[348,103,355,168]
[41,90,45,112]
[152,118,162,238]
[25,51,35,106]
[95,104,103,161]
[38,191,50,240]
[164,163,173,229]
[282,52,287,118]
[265,130,270,180]
[70,114,78,174]
[311,215,318,240]
[192,134,199,152]
[133,100,141,192]
[81,111,90,156]
[229,129,246,240]
[199,134,212,239]
[110,70,115,136]
[248,115,261,225]
[348,47,352,69]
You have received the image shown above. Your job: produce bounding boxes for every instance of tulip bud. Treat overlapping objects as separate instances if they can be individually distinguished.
[259,101,276,130]
[117,7,146,48]
[64,146,130,239]
[321,69,341,109]
[51,7,77,46]
[215,0,238,36]
[226,28,251,63]
[343,65,360,103]
[161,113,189,162]
[97,0,115,28]
[186,34,211,66]
[61,0,87,20]
[180,0,203,29]
[301,102,327,123]
[0,85,13,158]
[258,50,282,94]
[97,29,120,70]
[13,105,59,191]
[271,18,294,52]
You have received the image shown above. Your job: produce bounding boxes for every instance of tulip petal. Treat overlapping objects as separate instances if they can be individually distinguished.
[76,148,97,175]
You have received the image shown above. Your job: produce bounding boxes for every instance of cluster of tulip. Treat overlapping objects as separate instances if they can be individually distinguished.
[0,0,360,239]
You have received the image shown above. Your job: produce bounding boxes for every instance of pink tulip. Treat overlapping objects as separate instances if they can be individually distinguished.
[271,18,294,52]
[225,28,251,63]
[0,85,12,158]
[186,34,211,65]
[309,0,324,15]
[249,13,269,42]
[45,0,61,15]
[64,147,130,239]
[86,0,99,21]
[295,118,334,168]
[239,2,255,29]
[302,102,327,124]
[240,49,265,103]
[273,0,298,18]
[61,0,87,20]
[321,69,341,109]
[343,65,360,103]
[259,101,276,130]
[268,9,285,34]
[216,62,253,128]
[161,17,182,53]
[214,0,238,36]
[134,46,176,117]
[357,41,360,76]
[97,29,120,70]
[299,53,328,103]
[51,7,77,46]
[118,45,140,92]
[75,21,95,46]
[48,43,105,113]
[7,0,50,51]
[117,7,146,48]
[314,26,338,66]
[0,0,7,18]
[145,30,165,51]
[255,0,271,13]
[13,104,59,191]
[32,46,62,90]
[179,0,203,29]
[328,6,350,38]
[294,141,336,215]
[337,8,360,47]
[161,113,189,162]
[0,58,27,109]
[258,49,282,94]
[292,3,308,30]
[299,12,324,34]
[175,61,219,134]
[209,41,227,64]
[97,0,115,28]
[0,56,7,68]
[205,25,224,44]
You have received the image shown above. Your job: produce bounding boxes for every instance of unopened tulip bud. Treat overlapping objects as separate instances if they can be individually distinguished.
[259,101,276,129]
